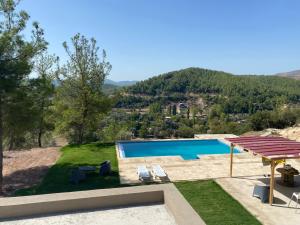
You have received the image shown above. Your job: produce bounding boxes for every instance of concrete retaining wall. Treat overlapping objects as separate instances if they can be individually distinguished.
[0,184,205,225]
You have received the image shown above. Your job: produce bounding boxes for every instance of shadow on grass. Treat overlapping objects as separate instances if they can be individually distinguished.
[14,142,122,196]
[15,163,121,196]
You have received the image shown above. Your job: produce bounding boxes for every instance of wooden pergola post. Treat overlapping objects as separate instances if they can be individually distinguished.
[230,143,234,177]
[269,160,278,205]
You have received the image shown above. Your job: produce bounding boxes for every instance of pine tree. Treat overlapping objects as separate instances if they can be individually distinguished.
[0,0,46,193]
[55,34,111,144]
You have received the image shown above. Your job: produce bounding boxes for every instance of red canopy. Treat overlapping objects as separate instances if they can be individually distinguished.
[225,136,300,160]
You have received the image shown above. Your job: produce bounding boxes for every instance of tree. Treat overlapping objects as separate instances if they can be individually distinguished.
[32,52,58,147]
[3,84,38,150]
[149,102,162,114]
[55,33,111,144]
[0,0,46,193]
[172,104,177,115]
[250,111,271,131]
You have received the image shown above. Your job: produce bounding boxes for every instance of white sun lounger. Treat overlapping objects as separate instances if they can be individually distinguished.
[152,165,168,179]
[137,165,151,181]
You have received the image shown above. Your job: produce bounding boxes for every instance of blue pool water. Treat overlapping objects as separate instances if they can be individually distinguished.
[118,139,239,160]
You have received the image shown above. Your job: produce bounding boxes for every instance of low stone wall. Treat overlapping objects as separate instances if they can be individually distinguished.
[0,184,205,225]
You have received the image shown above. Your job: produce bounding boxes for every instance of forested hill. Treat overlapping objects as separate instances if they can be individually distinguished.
[128,68,300,98]
[120,67,300,114]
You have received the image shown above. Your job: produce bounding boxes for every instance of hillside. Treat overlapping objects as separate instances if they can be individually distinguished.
[118,67,300,114]
[128,67,300,97]
[275,70,300,80]
[105,68,300,139]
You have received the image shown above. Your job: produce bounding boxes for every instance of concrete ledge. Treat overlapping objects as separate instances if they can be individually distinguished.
[163,184,206,225]
[0,184,205,225]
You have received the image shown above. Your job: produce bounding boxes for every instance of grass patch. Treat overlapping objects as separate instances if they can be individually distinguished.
[15,142,121,196]
[175,180,261,225]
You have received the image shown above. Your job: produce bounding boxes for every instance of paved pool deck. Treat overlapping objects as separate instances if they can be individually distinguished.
[118,151,269,184]
[118,135,249,184]
[2,205,177,225]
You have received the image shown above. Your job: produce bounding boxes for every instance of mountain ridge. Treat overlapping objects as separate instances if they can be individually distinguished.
[275,70,300,80]
[105,79,137,86]
[117,67,300,115]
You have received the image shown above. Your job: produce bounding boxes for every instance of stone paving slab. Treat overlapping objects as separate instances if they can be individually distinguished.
[118,152,272,184]
[216,172,300,225]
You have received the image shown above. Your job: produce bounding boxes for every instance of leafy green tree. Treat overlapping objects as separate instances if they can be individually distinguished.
[0,0,46,193]
[55,34,111,144]
[98,110,132,142]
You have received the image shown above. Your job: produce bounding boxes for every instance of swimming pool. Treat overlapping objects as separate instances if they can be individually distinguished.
[118,139,240,160]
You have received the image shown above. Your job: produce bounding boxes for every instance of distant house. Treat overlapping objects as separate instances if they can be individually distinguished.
[177,103,189,114]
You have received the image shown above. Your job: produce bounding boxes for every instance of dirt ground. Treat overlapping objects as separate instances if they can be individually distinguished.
[243,125,300,141]
[2,138,66,196]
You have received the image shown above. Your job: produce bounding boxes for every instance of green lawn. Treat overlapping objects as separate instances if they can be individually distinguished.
[15,143,121,196]
[175,180,262,225]
[15,143,261,225]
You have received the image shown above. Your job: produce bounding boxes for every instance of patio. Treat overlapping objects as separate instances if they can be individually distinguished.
[217,172,300,225]
[226,136,300,204]
[118,152,265,184]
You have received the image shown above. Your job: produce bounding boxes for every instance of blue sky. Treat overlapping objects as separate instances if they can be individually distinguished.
[20,0,300,81]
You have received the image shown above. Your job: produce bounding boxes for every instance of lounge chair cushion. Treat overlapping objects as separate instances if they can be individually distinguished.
[137,166,151,180]
[152,165,167,178]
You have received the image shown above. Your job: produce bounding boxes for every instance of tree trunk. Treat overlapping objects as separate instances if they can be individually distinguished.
[0,96,3,195]
[78,108,87,145]
[38,99,45,148]
[78,124,84,144]
[78,93,88,145]
[38,129,42,148]
[8,134,14,151]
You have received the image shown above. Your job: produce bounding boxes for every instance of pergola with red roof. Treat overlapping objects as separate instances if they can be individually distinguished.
[225,136,300,205]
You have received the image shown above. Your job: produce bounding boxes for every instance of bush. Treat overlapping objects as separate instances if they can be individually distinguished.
[175,126,194,138]
[250,108,299,131]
